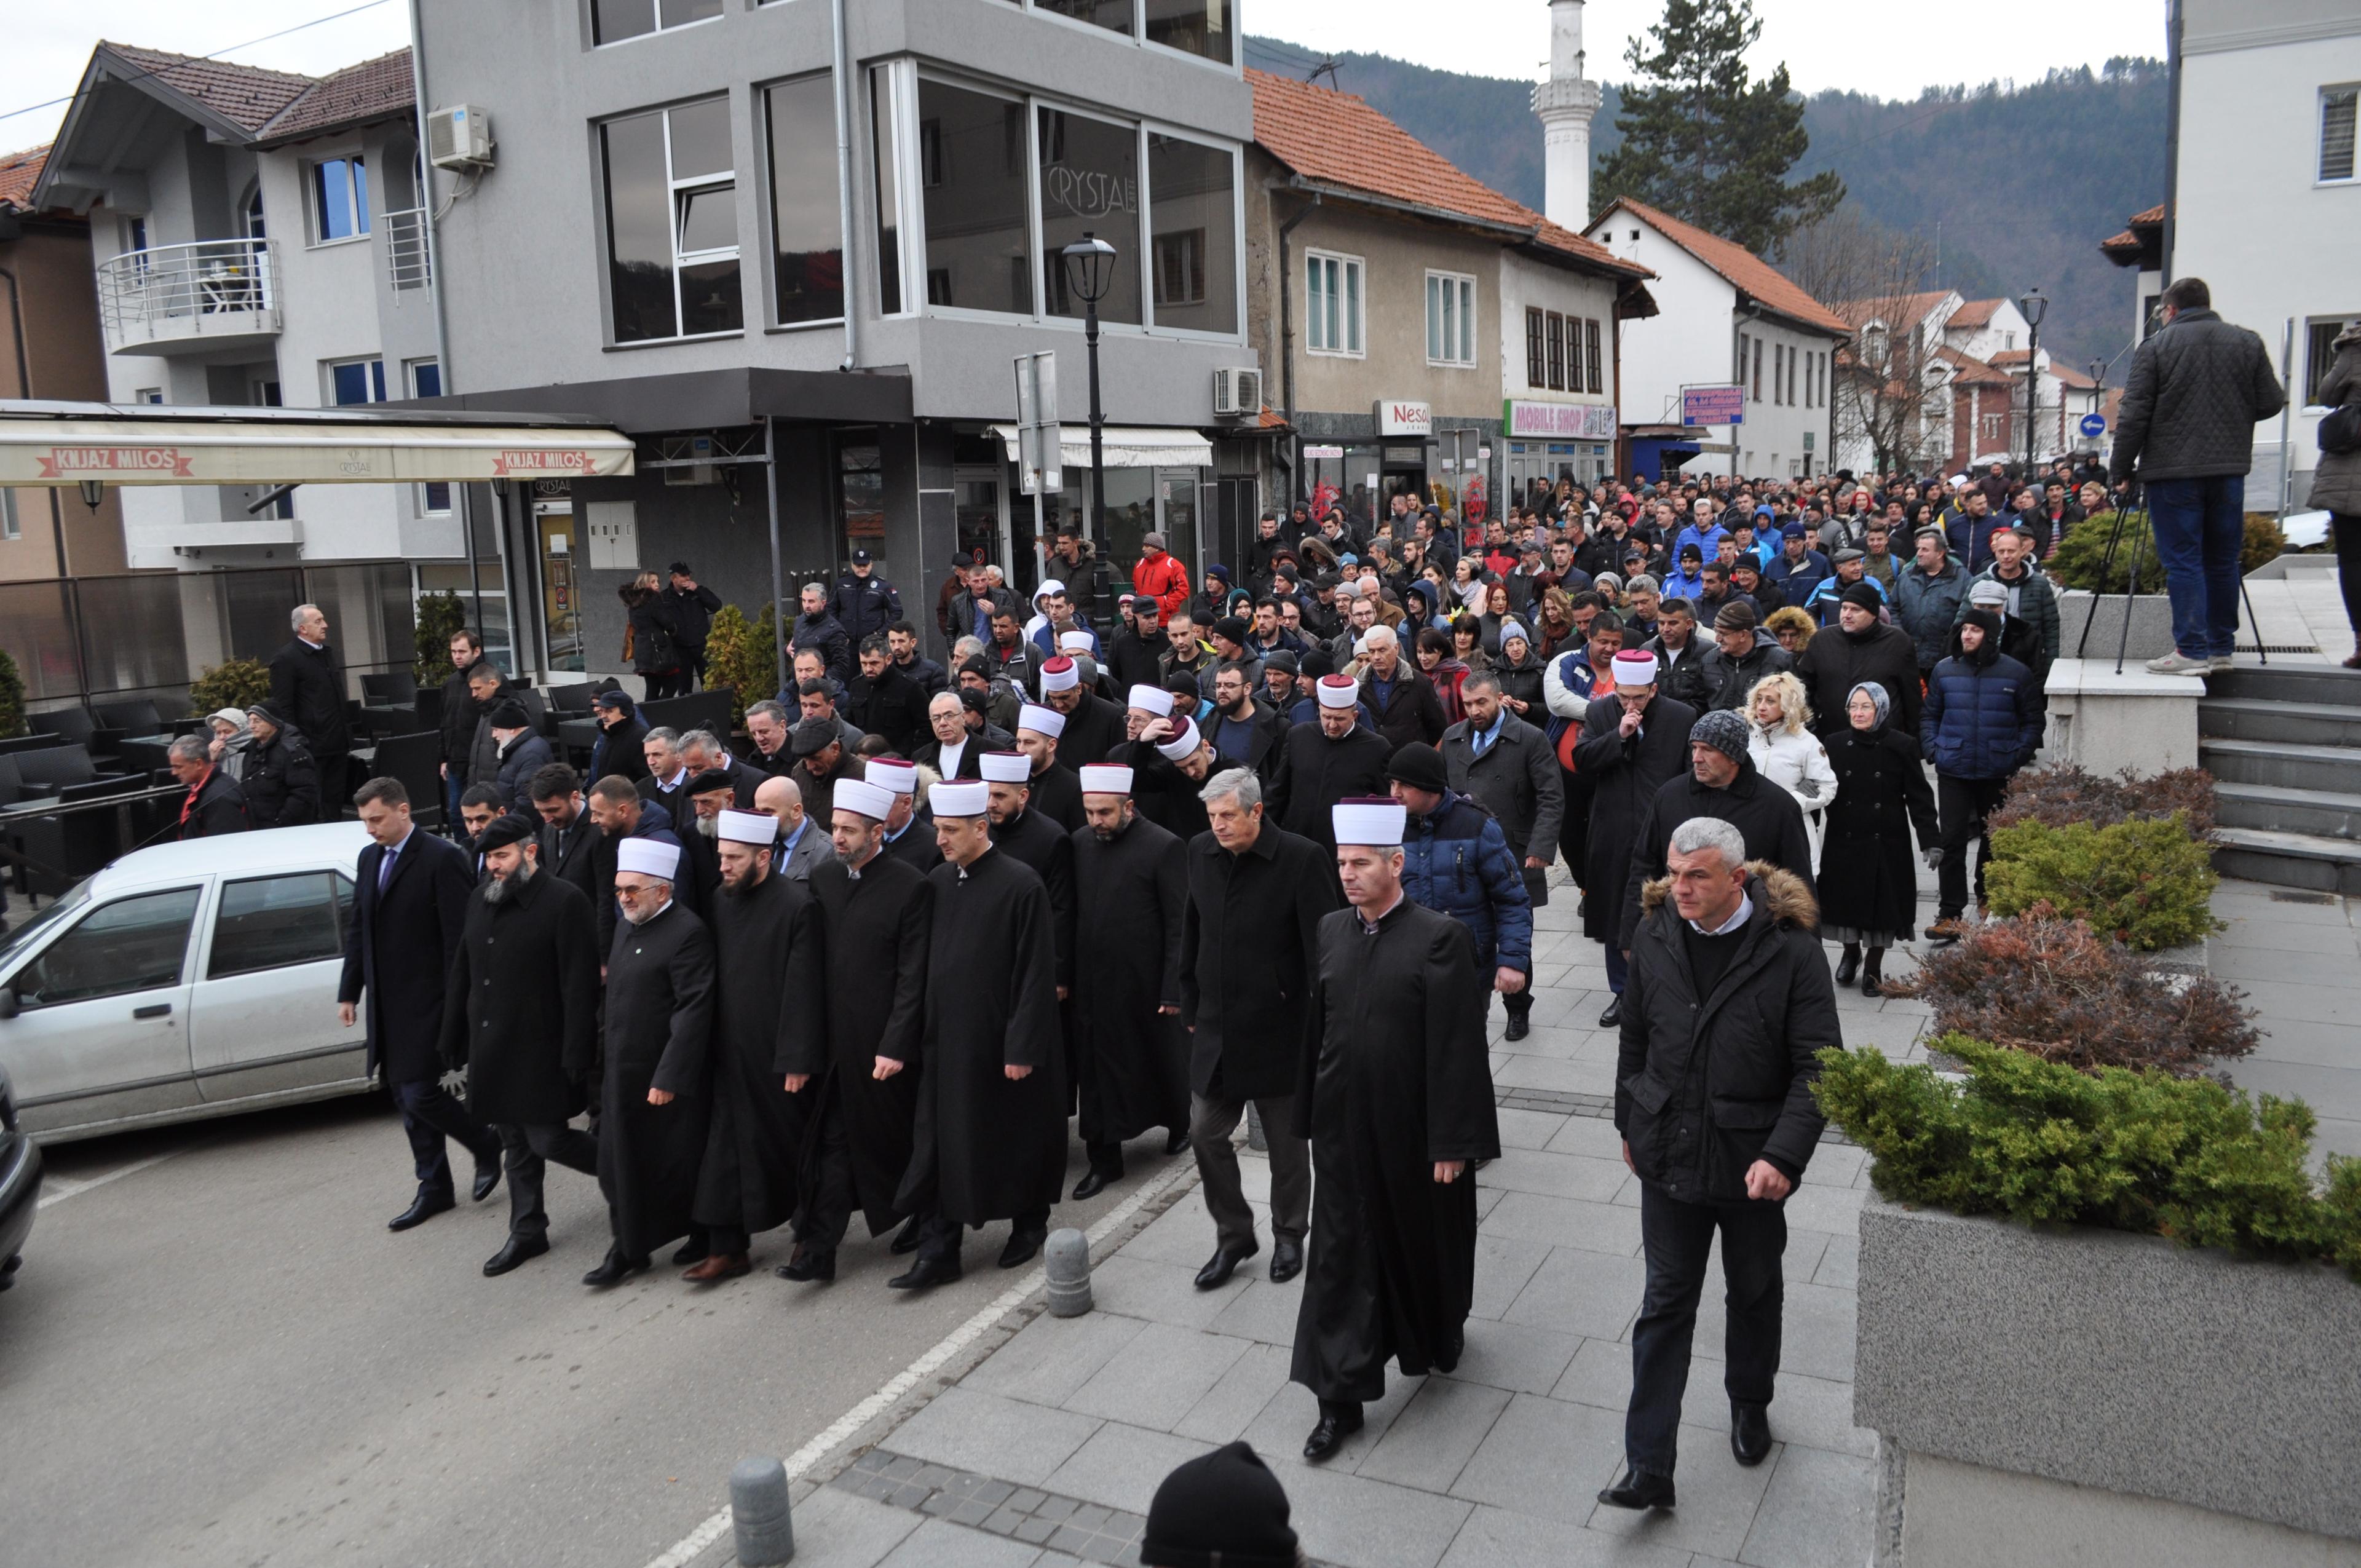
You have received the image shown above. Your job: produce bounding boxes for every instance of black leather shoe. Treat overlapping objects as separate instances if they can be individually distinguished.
[1860,952,1886,999]
[775,1245,837,1283]
[1303,1403,1364,1462]
[1071,1169,1115,1201]
[483,1233,548,1277]
[471,1153,502,1203]
[582,1249,651,1289]
[671,1237,709,1267]
[1165,1127,1189,1156]
[999,1228,1046,1269]
[1731,1402,1773,1466]
[388,1190,454,1232]
[1268,1238,1303,1285]
[1833,944,1861,985]
[1193,1243,1257,1290]
[1597,1467,1677,1509]
[1598,996,1623,1028]
[889,1214,925,1254]
[888,1253,962,1289]
[1503,1011,1530,1042]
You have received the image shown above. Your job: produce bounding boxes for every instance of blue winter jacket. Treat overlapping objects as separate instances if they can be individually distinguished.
[1400,791,1533,973]
[1921,648,2043,780]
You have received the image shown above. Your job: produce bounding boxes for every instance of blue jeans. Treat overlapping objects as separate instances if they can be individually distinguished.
[441,770,466,834]
[2145,475,2245,658]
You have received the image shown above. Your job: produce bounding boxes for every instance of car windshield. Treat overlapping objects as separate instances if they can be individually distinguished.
[0,877,92,969]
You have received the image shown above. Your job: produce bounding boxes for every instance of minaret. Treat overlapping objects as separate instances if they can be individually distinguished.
[1532,0,1603,229]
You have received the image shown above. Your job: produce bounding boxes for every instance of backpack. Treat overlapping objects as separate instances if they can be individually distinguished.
[2320,400,2361,457]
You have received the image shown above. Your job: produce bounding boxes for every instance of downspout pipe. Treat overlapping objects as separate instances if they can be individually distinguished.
[832,0,858,372]
[1275,184,1320,506]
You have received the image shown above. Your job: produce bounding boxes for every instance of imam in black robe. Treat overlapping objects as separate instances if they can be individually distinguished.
[882,811,942,872]
[598,899,717,1261]
[1069,812,1190,1153]
[809,850,931,1237]
[991,805,1076,994]
[1112,741,1211,843]
[1568,693,1697,941]
[1051,691,1128,768]
[1026,760,1085,834]
[438,868,599,1125]
[894,848,1067,1227]
[693,868,828,1244]
[1291,897,1500,1405]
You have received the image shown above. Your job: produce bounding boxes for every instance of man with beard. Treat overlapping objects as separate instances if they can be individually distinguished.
[890,781,1066,1288]
[587,839,716,1288]
[685,810,827,1283]
[845,636,929,756]
[1293,799,1498,1462]
[440,814,601,1277]
[531,764,602,913]
[1618,710,1816,964]
[1013,703,1085,833]
[1267,675,1394,861]
[1205,660,1290,784]
[752,774,831,882]
[982,751,1075,1003]
[1575,652,1698,1028]
[457,785,503,880]
[1067,764,1190,1199]
[863,759,941,872]
[1035,654,1125,768]
[783,778,931,1282]
[675,767,739,911]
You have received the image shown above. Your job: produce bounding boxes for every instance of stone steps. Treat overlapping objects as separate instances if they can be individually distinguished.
[2212,826,2361,897]
[2198,666,2361,891]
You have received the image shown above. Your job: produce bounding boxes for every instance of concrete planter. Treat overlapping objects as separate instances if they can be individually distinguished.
[1854,1192,2361,1567]
[2057,589,2177,665]
[2042,657,2202,774]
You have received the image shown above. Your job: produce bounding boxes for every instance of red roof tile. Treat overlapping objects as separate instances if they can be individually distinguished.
[100,42,315,134]
[1597,197,1849,337]
[1832,289,1952,334]
[0,143,47,212]
[1987,348,2032,366]
[1934,346,2011,386]
[1248,69,1648,280]
[257,49,416,145]
[1946,298,2002,330]
[2049,362,2096,390]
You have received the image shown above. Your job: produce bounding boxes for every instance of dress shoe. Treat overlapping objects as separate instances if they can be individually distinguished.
[887,1252,962,1289]
[1860,949,1886,999]
[1071,1169,1115,1201]
[1731,1402,1773,1465]
[483,1233,548,1277]
[889,1214,925,1254]
[682,1252,752,1283]
[671,1237,710,1267]
[1833,943,1861,985]
[1598,996,1623,1028]
[1268,1238,1303,1285]
[388,1190,454,1232]
[582,1249,651,1288]
[999,1228,1046,1269]
[1597,1467,1677,1510]
[1302,1402,1363,1462]
[1165,1127,1189,1156]
[1503,1012,1530,1042]
[775,1245,837,1283]
[1193,1242,1258,1290]
[471,1154,503,1203]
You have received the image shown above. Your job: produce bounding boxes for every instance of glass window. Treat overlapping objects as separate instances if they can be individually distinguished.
[208,873,349,978]
[1038,108,1141,326]
[1525,307,1545,388]
[14,887,200,1007]
[1038,0,1135,34]
[329,358,387,405]
[1305,251,1361,355]
[1774,343,1786,405]
[1144,0,1232,65]
[765,75,845,326]
[1147,133,1235,334]
[601,97,742,343]
[313,156,370,242]
[1,488,17,541]
[408,361,451,513]
[595,0,723,44]
[917,79,1032,315]
[871,68,904,315]
[1426,271,1474,366]
[1546,312,1564,389]
[1585,318,1604,394]
[2322,86,2357,183]
[837,436,887,562]
[2308,319,2351,405]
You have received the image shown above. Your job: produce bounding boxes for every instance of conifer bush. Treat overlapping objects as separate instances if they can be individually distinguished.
[1983,814,2220,950]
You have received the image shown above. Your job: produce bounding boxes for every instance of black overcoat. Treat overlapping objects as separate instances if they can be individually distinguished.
[1817,724,1939,936]
[1115,742,1210,843]
[1177,823,1337,1101]
[991,806,1076,991]
[811,852,931,1235]
[694,871,827,1238]
[882,814,942,872]
[1053,692,1129,768]
[267,637,350,763]
[1026,762,1085,834]
[1618,758,1817,950]
[1568,694,1696,941]
[1070,814,1190,1147]
[438,869,598,1124]
[241,731,320,829]
[1290,900,1500,1403]
[540,812,602,916]
[1266,723,1393,854]
[339,830,472,1085]
[599,900,716,1258]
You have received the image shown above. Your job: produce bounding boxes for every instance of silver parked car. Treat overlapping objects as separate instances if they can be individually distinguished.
[0,823,378,1143]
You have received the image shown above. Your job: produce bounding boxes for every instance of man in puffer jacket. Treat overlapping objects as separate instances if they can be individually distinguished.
[1385,743,1535,1039]
[1920,608,2044,940]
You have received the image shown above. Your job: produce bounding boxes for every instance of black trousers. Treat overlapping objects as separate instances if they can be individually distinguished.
[914,1206,1051,1265]
[793,1090,857,1253]
[498,1121,598,1238]
[392,1077,500,1198]
[1190,1091,1309,1251]
[1935,774,2010,917]
[1625,1182,1789,1475]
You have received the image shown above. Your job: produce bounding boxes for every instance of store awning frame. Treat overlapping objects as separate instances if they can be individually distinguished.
[988,424,1214,471]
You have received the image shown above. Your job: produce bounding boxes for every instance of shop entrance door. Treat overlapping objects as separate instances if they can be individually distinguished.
[953,465,1011,579]
[534,501,585,673]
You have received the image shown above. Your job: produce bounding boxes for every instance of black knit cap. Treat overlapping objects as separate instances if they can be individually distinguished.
[1140,1442,1299,1568]
[488,699,532,729]
[1384,740,1449,795]
[1840,581,1884,611]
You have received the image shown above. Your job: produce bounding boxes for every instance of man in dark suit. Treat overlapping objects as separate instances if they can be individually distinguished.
[337,775,503,1231]
[679,729,764,808]
[529,763,602,914]
[638,726,692,822]
[269,602,352,809]
[168,735,250,839]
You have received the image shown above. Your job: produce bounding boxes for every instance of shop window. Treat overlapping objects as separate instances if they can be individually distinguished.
[594,0,722,44]
[1425,271,1474,366]
[312,155,370,243]
[917,79,1032,315]
[1306,251,1362,356]
[1146,133,1235,333]
[837,437,887,571]
[601,96,742,344]
[1038,107,1142,327]
[418,563,512,674]
[1144,0,1232,65]
[765,74,845,325]
[1525,308,1546,389]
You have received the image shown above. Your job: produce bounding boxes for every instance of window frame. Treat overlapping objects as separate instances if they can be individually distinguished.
[760,71,848,332]
[204,871,354,981]
[1,486,18,542]
[2304,316,2359,408]
[406,360,452,513]
[1424,269,1477,368]
[11,886,203,1010]
[596,95,746,347]
[1525,307,1546,389]
[1546,311,1566,390]
[308,152,371,247]
[1303,248,1365,358]
[592,0,726,48]
[326,357,389,406]
[1584,317,1603,394]
[2320,83,2359,186]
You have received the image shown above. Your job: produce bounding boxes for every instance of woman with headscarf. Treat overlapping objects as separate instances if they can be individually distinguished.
[1744,672,1837,868]
[1492,620,1546,721]
[1817,681,1939,994]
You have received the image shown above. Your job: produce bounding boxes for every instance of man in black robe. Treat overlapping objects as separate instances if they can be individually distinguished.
[1035,654,1126,767]
[983,751,1075,1003]
[586,838,717,1288]
[1266,676,1394,863]
[1570,650,1697,1029]
[1067,763,1190,1200]
[1014,703,1085,833]
[783,778,930,1282]
[438,814,601,1277]
[1294,799,1499,1462]
[861,758,940,871]
[1115,717,1216,843]
[890,780,1066,1288]
[685,809,828,1282]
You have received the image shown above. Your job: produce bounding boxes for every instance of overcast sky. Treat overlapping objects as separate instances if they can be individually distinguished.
[3,0,2165,152]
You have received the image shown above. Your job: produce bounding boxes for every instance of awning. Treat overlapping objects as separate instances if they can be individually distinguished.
[0,413,635,486]
[989,424,1213,471]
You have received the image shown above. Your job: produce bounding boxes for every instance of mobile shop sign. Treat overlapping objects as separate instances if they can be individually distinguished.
[1503,401,1619,440]
[1681,384,1746,426]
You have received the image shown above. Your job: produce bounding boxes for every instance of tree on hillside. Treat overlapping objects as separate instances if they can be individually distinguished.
[1591,0,1844,253]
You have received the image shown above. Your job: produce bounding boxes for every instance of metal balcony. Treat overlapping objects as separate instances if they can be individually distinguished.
[95,238,282,357]
[384,208,432,292]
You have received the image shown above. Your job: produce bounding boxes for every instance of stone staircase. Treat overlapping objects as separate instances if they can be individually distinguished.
[2201,665,2361,895]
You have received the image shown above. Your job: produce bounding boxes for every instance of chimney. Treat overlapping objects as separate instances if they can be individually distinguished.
[1532,0,1603,229]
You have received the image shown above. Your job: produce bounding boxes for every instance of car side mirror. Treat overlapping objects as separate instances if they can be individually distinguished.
[0,986,18,1020]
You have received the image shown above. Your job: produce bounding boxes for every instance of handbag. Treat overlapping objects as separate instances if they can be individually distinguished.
[2320,401,2361,457]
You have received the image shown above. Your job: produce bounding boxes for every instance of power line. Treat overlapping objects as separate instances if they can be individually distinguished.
[0,0,397,129]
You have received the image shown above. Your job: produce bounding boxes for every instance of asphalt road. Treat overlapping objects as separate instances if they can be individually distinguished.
[1,1093,1179,1567]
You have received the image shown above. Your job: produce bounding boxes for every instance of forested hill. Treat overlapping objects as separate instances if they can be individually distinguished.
[1240,38,2165,372]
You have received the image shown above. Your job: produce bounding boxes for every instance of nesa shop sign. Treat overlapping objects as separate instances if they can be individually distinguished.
[1375,400,1431,436]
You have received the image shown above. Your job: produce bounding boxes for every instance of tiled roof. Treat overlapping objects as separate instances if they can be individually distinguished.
[2127,203,2165,226]
[1946,298,2002,330]
[1934,346,2011,386]
[99,42,315,133]
[1248,69,1648,280]
[1599,197,1849,336]
[0,143,47,212]
[2100,203,2166,263]
[1987,348,2033,366]
[2049,362,2096,390]
[256,49,416,145]
[1832,289,1952,334]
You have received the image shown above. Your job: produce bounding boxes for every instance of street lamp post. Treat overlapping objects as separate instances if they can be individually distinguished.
[2018,287,2048,477]
[1059,232,1118,555]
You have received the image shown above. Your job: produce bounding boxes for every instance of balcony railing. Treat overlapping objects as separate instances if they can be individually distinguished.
[384,207,432,291]
[95,237,281,357]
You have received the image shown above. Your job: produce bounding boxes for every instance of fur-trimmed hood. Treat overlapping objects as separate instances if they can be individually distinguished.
[1640,859,1817,928]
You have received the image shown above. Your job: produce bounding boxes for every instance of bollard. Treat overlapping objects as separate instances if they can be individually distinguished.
[1246,1101,1268,1153]
[731,1455,796,1565]
[1044,1227,1093,1317]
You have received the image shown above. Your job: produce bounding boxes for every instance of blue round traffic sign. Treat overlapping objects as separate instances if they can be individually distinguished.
[2078,412,2108,438]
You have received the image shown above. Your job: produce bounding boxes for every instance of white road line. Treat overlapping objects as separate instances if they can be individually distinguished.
[36,1149,186,1210]
[640,1155,1201,1568]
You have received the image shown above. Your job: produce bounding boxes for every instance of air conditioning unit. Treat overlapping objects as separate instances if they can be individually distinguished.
[1212,366,1263,419]
[427,105,494,171]
[662,434,717,486]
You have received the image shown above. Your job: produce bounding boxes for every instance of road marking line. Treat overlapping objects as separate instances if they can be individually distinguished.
[639,1155,1201,1568]
[36,1149,186,1210]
